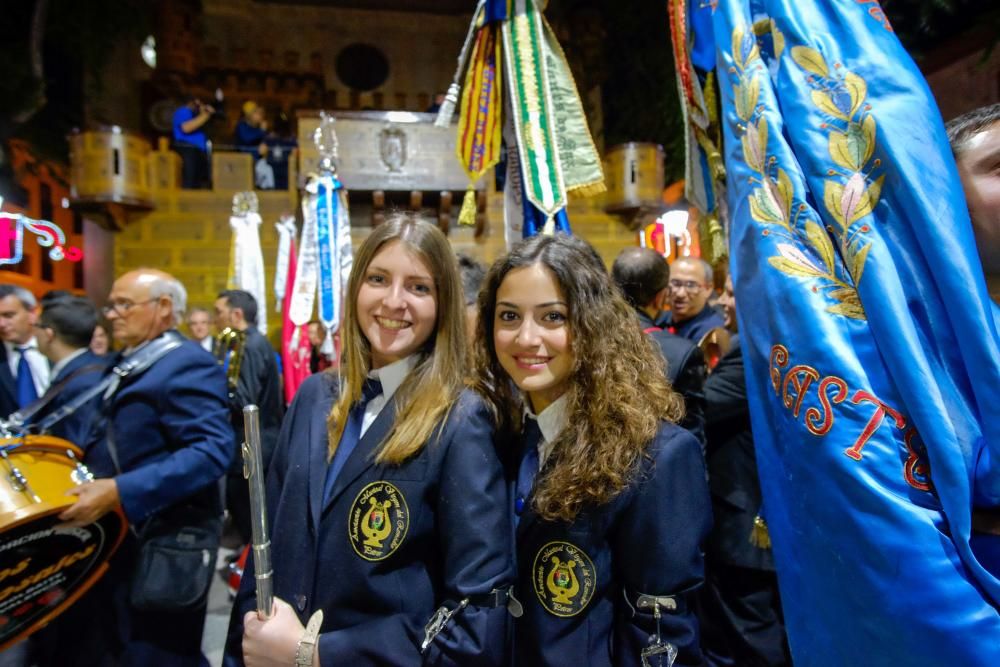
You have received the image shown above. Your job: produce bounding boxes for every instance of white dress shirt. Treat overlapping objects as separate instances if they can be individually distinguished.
[199,336,213,353]
[359,355,420,437]
[5,338,50,397]
[524,392,570,470]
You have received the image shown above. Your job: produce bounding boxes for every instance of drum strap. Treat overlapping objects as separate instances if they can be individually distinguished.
[30,332,185,439]
[8,363,107,428]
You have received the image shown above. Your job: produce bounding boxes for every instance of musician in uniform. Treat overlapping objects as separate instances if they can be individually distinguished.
[657,257,726,342]
[47,268,233,667]
[474,234,711,666]
[612,247,707,447]
[26,295,108,443]
[226,216,513,666]
[214,289,283,545]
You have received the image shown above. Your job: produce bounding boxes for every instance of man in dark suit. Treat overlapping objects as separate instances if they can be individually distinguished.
[612,247,706,447]
[214,289,283,545]
[28,296,108,443]
[0,284,50,419]
[698,275,790,667]
[52,268,233,666]
[657,256,726,343]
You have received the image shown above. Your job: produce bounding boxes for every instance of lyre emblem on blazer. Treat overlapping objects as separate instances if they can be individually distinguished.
[532,541,595,617]
[349,481,410,561]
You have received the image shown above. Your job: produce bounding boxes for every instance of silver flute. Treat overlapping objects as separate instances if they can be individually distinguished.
[242,404,273,619]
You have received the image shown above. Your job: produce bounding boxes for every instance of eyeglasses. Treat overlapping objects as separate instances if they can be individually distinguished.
[102,298,156,317]
[668,279,706,292]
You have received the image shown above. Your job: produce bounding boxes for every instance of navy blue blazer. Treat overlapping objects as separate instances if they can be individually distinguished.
[656,306,726,344]
[0,343,17,419]
[511,421,712,666]
[226,373,514,667]
[28,349,108,445]
[85,334,234,523]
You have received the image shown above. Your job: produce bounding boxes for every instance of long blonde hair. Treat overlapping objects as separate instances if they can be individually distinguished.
[473,233,684,521]
[327,214,468,464]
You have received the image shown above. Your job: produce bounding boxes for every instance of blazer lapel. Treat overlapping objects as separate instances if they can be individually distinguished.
[321,399,398,515]
[308,397,333,532]
[0,345,15,405]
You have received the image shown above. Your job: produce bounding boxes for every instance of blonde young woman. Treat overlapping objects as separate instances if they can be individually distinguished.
[475,233,712,666]
[226,216,514,667]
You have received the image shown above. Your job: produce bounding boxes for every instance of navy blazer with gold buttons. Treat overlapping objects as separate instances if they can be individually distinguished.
[225,372,514,667]
[510,421,712,666]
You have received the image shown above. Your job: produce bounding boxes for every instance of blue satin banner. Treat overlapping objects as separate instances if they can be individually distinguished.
[698,1,1000,663]
[314,176,340,330]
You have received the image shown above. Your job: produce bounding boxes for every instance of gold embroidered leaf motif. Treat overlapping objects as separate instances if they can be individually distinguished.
[742,121,765,172]
[829,288,859,303]
[805,220,836,273]
[791,46,829,78]
[749,186,785,223]
[826,300,867,320]
[829,122,868,172]
[868,173,885,209]
[811,90,849,122]
[735,78,760,122]
[844,72,867,117]
[776,168,794,218]
[849,242,872,284]
[862,115,877,164]
[824,180,847,229]
[841,172,867,224]
[769,243,827,278]
[732,27,746,70]
[766,176,789,222]
[771,20,785,58]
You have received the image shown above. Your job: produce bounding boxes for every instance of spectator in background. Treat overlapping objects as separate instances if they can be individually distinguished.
[0,284,50,418]
[457,252,487,343]
[698,275,790,667]
[186,306,213,353]
[172,96,214,189]
[659,256,726,343]
[234,101,275,189]
[307,320,333,373]
[90,320,112,356]
[947,103,1000,299]
[426,91,447,114]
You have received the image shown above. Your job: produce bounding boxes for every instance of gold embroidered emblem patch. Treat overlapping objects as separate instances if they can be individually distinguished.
[348,481,409,561]
[532,541,596,617]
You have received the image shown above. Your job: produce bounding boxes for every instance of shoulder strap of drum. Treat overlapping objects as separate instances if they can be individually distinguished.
[34,331,185,445]
[7,363,107,428]
[100,331,186,475]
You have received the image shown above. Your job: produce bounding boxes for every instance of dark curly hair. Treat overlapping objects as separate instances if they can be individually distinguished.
[473,233,684,522]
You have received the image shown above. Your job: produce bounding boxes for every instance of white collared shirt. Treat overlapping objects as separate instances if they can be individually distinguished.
[199,336,213,353]
[359,355,421,437]
[524,392,570,470]
[5,338,50,397]
[49,348,87,383]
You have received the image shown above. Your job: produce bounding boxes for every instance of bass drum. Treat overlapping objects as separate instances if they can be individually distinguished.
[0,435,127,651]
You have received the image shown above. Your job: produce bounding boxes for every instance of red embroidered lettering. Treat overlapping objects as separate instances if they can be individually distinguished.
[782,365,820,418]
[903,428,932,492]
[844,390,906,461]
[769,344,789,394]
[804,376,848,436]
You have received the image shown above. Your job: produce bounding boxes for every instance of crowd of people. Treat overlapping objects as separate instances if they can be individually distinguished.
[0,101,994,666]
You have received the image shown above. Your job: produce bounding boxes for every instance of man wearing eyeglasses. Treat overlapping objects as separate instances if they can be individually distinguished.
[0,284,51,419]
[46,268,234,667]
[660,257,726,343]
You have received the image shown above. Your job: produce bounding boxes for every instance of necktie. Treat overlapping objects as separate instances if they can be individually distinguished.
[514,418,544,521]
[323,377,383,501]
[15,346,38,408]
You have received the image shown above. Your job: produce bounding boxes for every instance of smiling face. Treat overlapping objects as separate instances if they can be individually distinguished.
[955,120,1000,277]
[668,259,711,322]
[719,275,737,332]
[356,240,438,369]
[493,263,574,413]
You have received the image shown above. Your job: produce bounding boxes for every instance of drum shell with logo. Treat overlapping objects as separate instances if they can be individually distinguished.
[0,436,127,650]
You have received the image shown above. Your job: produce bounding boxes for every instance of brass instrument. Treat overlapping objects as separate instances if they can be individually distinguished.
[697,326,732,374]
[213,327,247,397]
